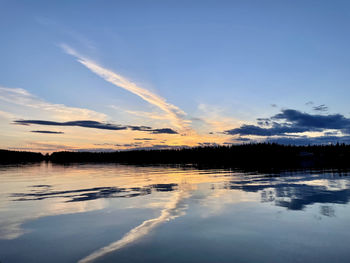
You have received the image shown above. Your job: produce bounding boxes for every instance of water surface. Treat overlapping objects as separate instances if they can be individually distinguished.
[1,163,350,262]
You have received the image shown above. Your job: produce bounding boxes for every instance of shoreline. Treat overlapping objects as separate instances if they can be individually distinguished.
[2,143,350,169]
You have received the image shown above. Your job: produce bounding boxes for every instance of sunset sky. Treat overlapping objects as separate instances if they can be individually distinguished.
[1,0,350,152]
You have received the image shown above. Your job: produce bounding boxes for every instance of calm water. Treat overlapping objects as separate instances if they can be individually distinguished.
[1,163,350,263]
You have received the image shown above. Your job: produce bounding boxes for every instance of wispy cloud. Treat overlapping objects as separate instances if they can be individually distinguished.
[78,190,189,263]
[61,44,190,130]
[313,104,328,112]
[0,86,106,121]
[0,110,17,119]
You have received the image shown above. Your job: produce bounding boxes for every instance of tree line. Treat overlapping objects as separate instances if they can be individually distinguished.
[2,143,350,169]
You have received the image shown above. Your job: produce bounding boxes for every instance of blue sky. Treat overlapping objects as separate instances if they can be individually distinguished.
[1,0,350,152]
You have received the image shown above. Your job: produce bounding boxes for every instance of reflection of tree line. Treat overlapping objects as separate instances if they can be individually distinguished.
[2,143,350,168]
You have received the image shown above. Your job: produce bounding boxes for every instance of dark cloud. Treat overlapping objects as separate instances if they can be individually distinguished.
[134,138,155,141]
[225,109,350,137]
[14,120,178,134]
[198,142,220,146]
[305,101,314,105]
[151,128,178,134]
[225,123,310,136]
[15,120,127,130]
[235,137,251,142]
[127,145,189,150]
[272,109,349,130]
[31,130,64,134]
[114,143,141,147]
[75,148,118,152]
[257,118,272,126]
[313,104,328,112]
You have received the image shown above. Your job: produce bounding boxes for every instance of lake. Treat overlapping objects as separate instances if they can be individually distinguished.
[1,163,350,263]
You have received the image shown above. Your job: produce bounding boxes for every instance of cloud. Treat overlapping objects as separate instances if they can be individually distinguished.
[225,124,310,136]
[61,44,190,130]
[9,142,74,152]
[198,142,220,146]
[196,103,242,132]
[134,138,155,141]
[225,109,350,137]
[150,128,178,134]
[313,104,328,112]
[14,119,178,134]
[31,130,64,134]
[273,109,349,130]
[0,86,106,121]
[0,110,17,119]
[118,145,190,151]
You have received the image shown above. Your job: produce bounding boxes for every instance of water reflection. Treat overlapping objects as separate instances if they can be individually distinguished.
[78,190,190,263]
[226,171,350,211]
[1,164,350,263]
[12,183,179,203]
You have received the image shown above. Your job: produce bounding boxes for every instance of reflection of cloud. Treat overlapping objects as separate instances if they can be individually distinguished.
[0,199,106,240]
[61,44,190,131]
[0,164,226,241]
[12,184,178,202]
[320,205,335,217]
[225,172,350,211]
[78,190,189,263]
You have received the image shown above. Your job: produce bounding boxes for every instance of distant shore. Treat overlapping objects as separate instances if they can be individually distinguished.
[2,143,350,169]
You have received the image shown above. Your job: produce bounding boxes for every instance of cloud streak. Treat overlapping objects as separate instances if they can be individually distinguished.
[31,130,64,134]
[313,104,328,112]
[14,120,178,134]
[61,44,190,130]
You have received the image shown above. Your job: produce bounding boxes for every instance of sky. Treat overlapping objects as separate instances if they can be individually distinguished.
[1,0,350,152]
